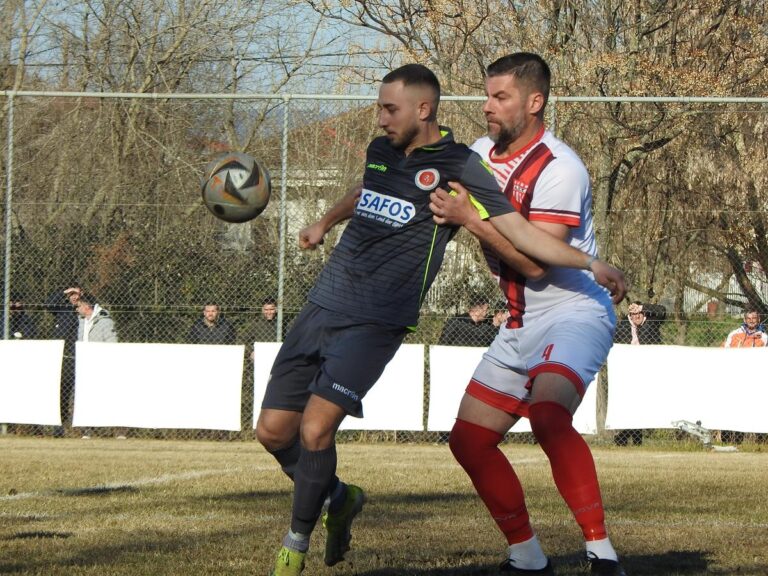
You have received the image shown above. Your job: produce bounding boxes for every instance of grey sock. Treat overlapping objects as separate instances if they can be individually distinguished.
[282,529,310,553]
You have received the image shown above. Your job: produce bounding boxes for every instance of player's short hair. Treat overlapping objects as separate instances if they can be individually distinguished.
[262,297,277,307]
[382,64,441,119]
[486,53,550,110]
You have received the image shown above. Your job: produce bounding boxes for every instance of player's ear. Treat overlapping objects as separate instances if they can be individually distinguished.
[418,99,434,121]
[528,91,545,116]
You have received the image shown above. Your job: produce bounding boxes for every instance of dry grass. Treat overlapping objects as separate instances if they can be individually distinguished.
[1,438,766,575]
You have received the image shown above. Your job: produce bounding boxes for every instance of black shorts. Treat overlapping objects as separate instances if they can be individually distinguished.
[261,302,407,418]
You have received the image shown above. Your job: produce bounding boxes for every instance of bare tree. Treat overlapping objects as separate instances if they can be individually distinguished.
[3,0,369,339]
[304,0,768,318]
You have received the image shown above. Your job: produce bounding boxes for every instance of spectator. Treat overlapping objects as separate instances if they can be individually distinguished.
[77,293,119,343]
[438,295,498,347]
[248,297,280,343]
[76,293,119,439]
[188,302,236,345]
[720,309,765,444]
[45,285,82,433]
[245,297,289,366]
[614,301,667,345]
[613,300,667,446]
[723,309,766,348]
[4,292,38,339]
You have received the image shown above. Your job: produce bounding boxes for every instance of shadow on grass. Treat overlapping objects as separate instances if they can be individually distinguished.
[206,489,291,501]
[202,489,477,507]
[0,527,246,574]
[56,485,140,496]
[351,550,756,576]
[7,531,73,540]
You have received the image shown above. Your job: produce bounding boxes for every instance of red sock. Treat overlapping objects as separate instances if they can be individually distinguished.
[529,401,607,541]
[449,418,533,544]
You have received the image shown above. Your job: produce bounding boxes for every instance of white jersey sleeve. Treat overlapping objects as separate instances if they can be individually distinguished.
[528,151,588,228]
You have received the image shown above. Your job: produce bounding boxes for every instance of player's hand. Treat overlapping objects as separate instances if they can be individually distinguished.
[430,181,477,226]
[591,260,627,304]
[349,182,363,203]
[298,221,326,250]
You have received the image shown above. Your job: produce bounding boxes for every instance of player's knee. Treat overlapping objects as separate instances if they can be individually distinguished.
[529,401,573,444]
[255,418,292,451]
[254,422,277,450]
[298,419,336,451]
[448,421,468,461]
[449,419,498,470]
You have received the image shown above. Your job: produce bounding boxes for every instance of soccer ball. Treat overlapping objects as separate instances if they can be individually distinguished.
[201,152,271,223]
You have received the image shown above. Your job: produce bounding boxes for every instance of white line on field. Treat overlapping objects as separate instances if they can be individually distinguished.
[0,465,276,501]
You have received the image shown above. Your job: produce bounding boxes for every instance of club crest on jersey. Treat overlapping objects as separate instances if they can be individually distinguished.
[511,180,529,204]
[415,168,440,191]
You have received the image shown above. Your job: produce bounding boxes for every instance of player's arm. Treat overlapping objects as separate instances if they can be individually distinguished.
[431,185,547,280]
[432,181,626,303]
[299,182,362,250]
[489,207,626,302]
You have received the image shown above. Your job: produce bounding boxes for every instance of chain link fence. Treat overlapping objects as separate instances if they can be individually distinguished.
[2,92,767,445]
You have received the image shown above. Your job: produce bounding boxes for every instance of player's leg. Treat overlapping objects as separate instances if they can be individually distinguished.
[256,409,303,477]
[449,333,553,574]
[258,302,345,484]
[528,374,608,539]
[269,310,405,573]
[526,311,625,575]
[297,396,363,568]
[272,394,346,560]
[257,408,348,539]
[312,319,404,566]
[528,376,623,575]
[258,303,344,575]
[264,398,352,576]
[450,392,552,574]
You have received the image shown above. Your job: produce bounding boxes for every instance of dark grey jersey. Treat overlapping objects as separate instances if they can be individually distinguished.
[309,128,513,328]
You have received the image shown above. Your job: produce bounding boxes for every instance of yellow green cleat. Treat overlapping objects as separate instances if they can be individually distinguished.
[269,546,305,576]
[322,484,366,566]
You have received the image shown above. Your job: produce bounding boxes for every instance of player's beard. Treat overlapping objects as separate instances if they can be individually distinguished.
[489,116,526,153]
[388,123,420,150]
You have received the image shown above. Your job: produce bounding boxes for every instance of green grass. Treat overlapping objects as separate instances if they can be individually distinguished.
[1,438,766,575]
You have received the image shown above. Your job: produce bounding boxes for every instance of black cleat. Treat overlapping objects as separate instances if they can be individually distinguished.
[588,554,627,576]
[499,558,554,575]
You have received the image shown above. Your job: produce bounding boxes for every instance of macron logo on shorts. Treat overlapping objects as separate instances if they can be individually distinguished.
[356,188,415,228]
[332,382,359,402]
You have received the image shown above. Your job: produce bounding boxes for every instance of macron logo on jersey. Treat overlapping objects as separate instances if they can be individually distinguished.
[356,188,416,228]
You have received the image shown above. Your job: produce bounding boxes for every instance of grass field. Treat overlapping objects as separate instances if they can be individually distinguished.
[1,438,766,575]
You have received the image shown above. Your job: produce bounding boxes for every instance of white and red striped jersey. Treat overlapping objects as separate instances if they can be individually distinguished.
[471,128,613,327]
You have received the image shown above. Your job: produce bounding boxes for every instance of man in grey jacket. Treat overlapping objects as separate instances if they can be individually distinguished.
[76,293,119,439]
[76,293,118,343]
